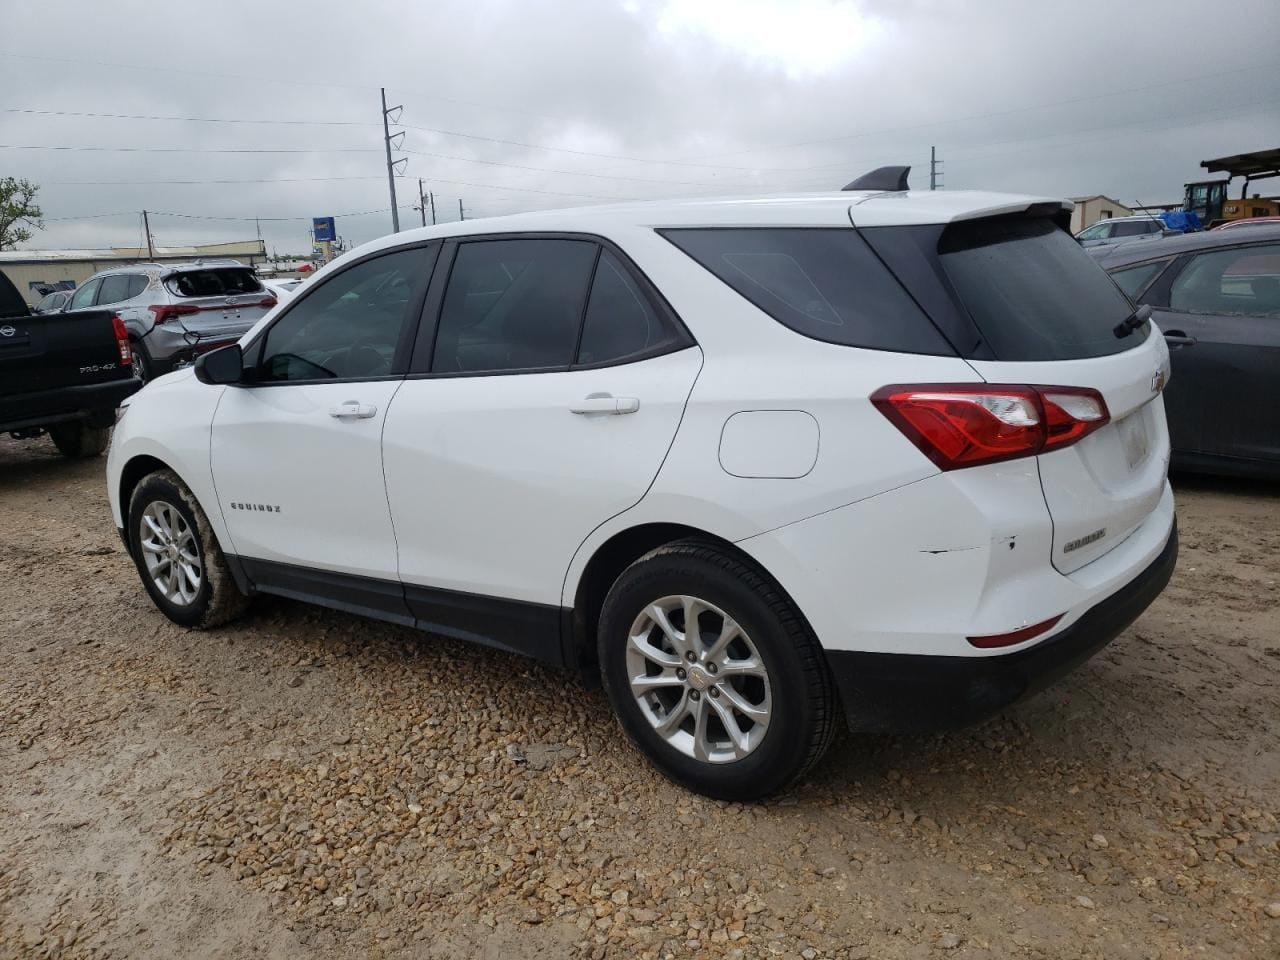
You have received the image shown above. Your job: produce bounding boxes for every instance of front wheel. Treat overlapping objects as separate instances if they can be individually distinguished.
[127,469,249,629]
[598,540,838,800]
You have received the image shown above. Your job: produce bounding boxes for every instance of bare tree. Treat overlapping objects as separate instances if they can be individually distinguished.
[0,177,44,250]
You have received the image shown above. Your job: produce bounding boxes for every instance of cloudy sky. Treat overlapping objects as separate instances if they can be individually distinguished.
[2,0,1277,255]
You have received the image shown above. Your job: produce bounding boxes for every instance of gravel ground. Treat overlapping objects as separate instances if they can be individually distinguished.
[1,433,1278,960]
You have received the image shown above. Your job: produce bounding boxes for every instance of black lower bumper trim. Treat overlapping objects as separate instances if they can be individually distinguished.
[829,519,1178,732]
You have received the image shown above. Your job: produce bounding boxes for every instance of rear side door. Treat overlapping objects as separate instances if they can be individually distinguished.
[1146,241,1280,464]
[382,235,700,655]
[210,244,437,601]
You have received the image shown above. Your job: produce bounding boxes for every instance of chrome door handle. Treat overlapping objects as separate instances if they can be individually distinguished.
[1163,330,1197,347]
[329,400,378,419]
[570,395,640,416]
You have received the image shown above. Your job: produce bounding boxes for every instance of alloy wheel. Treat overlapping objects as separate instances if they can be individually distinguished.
[625,594,772,763]
[138,500,202,606]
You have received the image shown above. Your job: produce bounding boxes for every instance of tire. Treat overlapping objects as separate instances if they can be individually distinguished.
[598,539,838,800]
[127,469,249,629]
[130,340,153,383]
[48,421,109,459]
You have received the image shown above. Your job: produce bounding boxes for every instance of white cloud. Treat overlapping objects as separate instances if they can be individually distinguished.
[651,0,886,78]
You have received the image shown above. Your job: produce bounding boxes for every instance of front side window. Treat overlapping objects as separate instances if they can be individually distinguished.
[1076,222,1109,241]
[431,238,597,373]
[257,246,431,382]
[96,274,133,306]
[1169,243,1280,317]
[69,278,101,311]
[663,228,950,354]
[1110,260,1170,300]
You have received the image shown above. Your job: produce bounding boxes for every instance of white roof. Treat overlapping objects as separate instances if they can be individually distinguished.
[352,190,1068,261]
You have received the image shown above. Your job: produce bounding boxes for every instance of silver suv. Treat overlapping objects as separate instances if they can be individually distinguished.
[66,261,277,381]
[1075,215,1177,249]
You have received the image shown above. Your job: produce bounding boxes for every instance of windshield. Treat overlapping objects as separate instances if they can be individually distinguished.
[939,218,1141,360]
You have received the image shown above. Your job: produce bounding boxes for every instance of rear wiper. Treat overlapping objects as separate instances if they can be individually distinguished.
[1113,303,1152,339]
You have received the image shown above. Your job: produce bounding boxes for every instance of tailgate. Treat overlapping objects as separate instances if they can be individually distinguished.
[163,266,275,340]
[969,328,1171,573]
[0,308,133,395]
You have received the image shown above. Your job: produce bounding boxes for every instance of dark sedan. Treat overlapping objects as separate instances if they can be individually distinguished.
[1096,225,1280,479]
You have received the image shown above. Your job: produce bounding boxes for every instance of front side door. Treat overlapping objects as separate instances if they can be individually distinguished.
[382,236,701,653]
[211,244,438,600]
[1148,241,1280,464]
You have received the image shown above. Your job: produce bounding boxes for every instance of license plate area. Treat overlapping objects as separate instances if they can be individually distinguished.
[1117,407,1151,470]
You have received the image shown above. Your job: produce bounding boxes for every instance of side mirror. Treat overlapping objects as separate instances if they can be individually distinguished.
[194,343,244,385]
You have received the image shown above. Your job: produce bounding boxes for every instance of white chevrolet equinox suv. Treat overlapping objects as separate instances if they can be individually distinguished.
[107,173,1178,799]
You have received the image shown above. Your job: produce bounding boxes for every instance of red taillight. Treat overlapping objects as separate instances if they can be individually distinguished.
[111,314,131,365]
[968,614,1063,649]
[258,296,278,309]
[148,303,200,324]
[871,384,1109,471]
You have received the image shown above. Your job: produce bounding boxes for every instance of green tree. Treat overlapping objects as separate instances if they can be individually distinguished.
[0,177,44,250]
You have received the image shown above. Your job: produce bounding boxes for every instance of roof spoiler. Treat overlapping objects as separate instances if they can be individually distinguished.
[843,166,910,192]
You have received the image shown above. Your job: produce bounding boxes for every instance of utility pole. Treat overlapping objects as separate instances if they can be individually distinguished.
[417,179,427,227]
[429,192,436,225]
[380,87,406,233]
[458,199,464,222]
[929,146,943,191]
[142,210,154,259]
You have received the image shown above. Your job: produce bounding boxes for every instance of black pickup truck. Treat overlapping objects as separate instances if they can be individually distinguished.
[1,267,141,458]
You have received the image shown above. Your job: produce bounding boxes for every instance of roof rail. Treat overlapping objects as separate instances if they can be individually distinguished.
[843,166,910,192]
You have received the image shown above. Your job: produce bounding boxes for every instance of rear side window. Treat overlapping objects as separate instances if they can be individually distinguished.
[578,250,668,365]
[1112,220,1152,238]
[166,268,262,298]
[937,218,1137,360]
[662,228,952,354]
[431,239,597,373]
[1109,260,1170,300]
[96,274,133,306]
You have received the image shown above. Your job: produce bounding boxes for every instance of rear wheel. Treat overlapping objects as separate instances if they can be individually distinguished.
[48,421,109,459]
[598,540,838,800]
[127,470,249,629]
[129,341,153,382]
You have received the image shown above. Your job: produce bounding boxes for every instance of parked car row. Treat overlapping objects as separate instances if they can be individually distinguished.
[23,264,318,381]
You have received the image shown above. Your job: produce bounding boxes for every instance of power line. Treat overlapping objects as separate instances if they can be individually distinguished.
[2,107,377,127]
[401,147,726,186]
[48,176,387,186]
[1,105,786,173]
[0,144,380,155]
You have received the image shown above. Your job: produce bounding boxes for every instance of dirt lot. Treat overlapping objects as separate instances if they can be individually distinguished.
[1,434,1277,960]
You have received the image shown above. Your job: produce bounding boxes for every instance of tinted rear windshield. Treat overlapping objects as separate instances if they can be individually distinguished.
[661,228,953,355]
[937,218,1140,360]
[165,268,262,298]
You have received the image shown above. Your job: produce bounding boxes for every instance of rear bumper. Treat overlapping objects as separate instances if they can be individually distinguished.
[0,376,141,433]
[829,518,1177,732]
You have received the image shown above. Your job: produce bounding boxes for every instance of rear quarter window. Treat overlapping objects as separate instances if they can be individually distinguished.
[660,228,953,355]
[1109,259,1171,299]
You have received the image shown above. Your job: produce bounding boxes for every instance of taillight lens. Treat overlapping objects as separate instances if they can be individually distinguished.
[258,296,278,309]
[872,384,1109,471]
[148,303,200,324]
[111,314,131,365]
